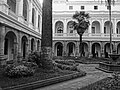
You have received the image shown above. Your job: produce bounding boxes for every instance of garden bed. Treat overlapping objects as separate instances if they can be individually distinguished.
[0,67,86,90]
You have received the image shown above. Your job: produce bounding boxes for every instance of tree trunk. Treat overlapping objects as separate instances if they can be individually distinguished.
[41,0,54,69]
[79,34,83,57]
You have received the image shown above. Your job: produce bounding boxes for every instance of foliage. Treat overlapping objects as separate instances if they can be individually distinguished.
[4,64,35,78]
[72,11,90,35]
[27,51,41,66]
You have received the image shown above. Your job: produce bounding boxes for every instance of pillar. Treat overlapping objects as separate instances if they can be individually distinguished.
[28,1,33,28]
[35,10,38,31]
[113,18,117,37]
[0,24,7,65]
[63,41,67,56]
[88,41,92,57]
[0,0,9,14]
[101,19,104,37]
[64,19,67,36]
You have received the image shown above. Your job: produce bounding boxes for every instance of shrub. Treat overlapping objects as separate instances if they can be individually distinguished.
[4,64,35,78]
[27,51,41,66]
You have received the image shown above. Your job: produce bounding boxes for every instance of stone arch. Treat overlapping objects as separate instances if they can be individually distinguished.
[21,36,28,58]
[104,21,113,34]
[67,42,75,56]
[4,31,17,60]
[54,42,63,56]
[116,21,120,34]
[92,43,101,57]
[67,21,74,33]
[91,21,100,33]
[55,21,64,33]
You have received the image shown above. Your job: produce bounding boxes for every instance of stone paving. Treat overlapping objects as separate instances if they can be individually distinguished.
[35,64,111,90]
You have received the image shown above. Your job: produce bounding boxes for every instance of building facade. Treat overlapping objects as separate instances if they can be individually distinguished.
[0,0,42,64]
[52,0,120,57]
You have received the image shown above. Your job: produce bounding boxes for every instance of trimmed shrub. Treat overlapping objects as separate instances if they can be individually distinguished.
[4,64,35,78]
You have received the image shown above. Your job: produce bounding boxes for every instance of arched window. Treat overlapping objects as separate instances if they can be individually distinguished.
[23,0,28,21]
[7,0,16,13]
[67,21,74,33]
[32,8,35,25]
[55,21,64,33]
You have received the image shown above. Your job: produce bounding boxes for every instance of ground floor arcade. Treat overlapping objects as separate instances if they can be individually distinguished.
[0,24,41,64]
[53,40,120,57]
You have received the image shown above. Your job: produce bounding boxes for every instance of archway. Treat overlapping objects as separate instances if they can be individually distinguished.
[55,21,64,33]
[83,42,88,57]
[21,36,28,58]
[31,38,35,52]
[117,43,120,54]
[37,40,40,51]
[67,42,75,56]
[104,43,113,54]
[4,31,17,60]
[54,42,63,56]
[92,43,101,57]
[116,21,120,34]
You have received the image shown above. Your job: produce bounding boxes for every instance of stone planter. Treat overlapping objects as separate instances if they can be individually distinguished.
[97,62,120,73]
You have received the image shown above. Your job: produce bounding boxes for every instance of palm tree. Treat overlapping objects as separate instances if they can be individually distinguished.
[72,11,90,57]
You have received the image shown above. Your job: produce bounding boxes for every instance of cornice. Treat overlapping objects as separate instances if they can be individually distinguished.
[0,11,41,38]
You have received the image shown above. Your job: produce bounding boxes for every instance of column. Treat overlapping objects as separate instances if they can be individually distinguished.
[64,19,67,36]
[35,10,38,31]
[53,20,55,36]
[88,20,92,37]
[0,25,7,65]
[101,19,104,37]
[28,1,33,28]
[88,41,92,57]
[17,0,24,22]
[75,41,79,57]
[63,41,67,56]
[101,42,105,57]
[28,37,31,54]
[17,32,22,61]
[113,18,117,37]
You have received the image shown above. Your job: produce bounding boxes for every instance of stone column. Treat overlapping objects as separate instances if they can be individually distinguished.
[88,41,92,57]
[28,1,33,28]
[41,0,53,69]
[35,10,38,31]
[64,19,67,36]
[113,18,117,37]
[0,25,7,65]
[101,42,105,57]
[63,41,67,56]
[75,41,79,57]
[101,19,104,37]
[88,20,92,37]
[17,32,22,61]
[17,0,24,22]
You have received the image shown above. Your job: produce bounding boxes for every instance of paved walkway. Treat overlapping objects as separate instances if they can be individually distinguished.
[35,64,111,90]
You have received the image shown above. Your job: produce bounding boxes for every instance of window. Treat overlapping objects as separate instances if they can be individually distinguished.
[104,27,106,34]
[92,27,95,33]
[23,0,28,21]
[94,6,98,10]
[116,28,120,34]
[32,8,35,25]
[7,0,16,13]
[69,6,73,10]
[81,6,84,10]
